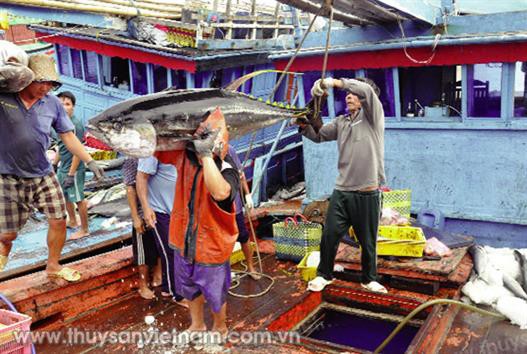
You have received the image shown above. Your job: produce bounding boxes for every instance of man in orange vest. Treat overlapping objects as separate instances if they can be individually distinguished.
[156,108,239,345]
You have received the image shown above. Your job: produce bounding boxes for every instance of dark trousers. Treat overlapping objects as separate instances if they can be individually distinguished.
[132,227,158,267]
[152,211,183,301]
[317,189,381,283]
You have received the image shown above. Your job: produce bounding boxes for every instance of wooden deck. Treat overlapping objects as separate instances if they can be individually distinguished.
[1,243,525,353]
[2,198,525,353]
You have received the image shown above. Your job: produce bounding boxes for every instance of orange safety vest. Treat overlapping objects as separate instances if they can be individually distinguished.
[156,149,238,265]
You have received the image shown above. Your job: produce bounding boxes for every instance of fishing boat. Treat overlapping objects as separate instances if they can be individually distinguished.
[1,1,527,353]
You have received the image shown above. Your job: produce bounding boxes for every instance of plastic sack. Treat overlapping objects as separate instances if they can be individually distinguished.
[424,237,452,257]
[0,40,34,92]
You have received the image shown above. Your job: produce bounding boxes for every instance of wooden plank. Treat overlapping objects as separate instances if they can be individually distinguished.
[196,37,295,51]
[409,303,460,353]
[336,243,469,279]
[481,319,527,353]
[0,247,136,327]
[438,308,498,353]
[0,230,131,281]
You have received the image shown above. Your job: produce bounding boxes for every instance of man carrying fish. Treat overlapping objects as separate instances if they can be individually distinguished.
[293,77,388,294]
[0,54,104,280]
[155,107,240,344]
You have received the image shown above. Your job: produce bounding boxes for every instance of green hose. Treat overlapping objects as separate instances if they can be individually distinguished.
[373,299,506,354]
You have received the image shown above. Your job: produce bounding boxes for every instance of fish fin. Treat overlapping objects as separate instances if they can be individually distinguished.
[302,96,326,133]
[224,70,300,91]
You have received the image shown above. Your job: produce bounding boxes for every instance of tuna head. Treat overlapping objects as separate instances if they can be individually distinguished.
[87,109,156,158]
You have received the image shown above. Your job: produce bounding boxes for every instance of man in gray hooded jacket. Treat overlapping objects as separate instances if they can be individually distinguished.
[294,77,387,294]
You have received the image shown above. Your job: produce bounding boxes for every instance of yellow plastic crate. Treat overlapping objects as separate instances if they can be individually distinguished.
[229,242,255,265]
[349,225,426,258]
[89,150,118,161]
[297,252,317,282]
[383,189,412,218]
[377,225,426,257]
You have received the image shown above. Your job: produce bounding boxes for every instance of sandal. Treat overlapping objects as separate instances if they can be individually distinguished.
[47,267,82,282]
[361,281,388,294]
[307,276,333,292]
[0,255,7,271]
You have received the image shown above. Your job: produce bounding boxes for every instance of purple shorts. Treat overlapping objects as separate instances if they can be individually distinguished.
[173,251,231,313]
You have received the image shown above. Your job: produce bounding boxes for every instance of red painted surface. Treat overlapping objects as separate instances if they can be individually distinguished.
[36,33,197,72]
[4,25,36,44]
[0,247,138,330]
[274,42,527,71]
[267,291,322,331]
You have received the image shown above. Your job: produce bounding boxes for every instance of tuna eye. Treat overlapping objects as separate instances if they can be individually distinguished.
[113,121,123,131]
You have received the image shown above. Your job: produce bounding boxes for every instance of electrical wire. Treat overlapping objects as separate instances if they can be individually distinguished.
[373,298,506,354]
[397,17,436,65]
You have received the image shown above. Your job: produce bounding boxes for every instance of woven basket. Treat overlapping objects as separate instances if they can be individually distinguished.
[273,213,322,263]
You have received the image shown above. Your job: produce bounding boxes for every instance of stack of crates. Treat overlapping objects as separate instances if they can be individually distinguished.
[383,189,412,218]
[0,309,32,354]
[350,189,425,257]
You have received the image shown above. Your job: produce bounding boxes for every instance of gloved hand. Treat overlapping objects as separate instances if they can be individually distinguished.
[193,128,220,158]
[311,77,334,97]
[244,193,254,209]
[87,160,105,180]
[63,174,75,189]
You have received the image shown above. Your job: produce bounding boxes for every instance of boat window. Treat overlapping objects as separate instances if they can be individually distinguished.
[82,51,98,84]
[241,66,254,94]
[468,63,502,118]
[170,70,186,89]
[399,65,461,119]
[153,64,168,92]
[333,70,355,116]
[56,44,71,77]
[273,72,295,103]
[194,71,208,88]
[131,61,148,95]
[102,56,130,90]
[70,49,83,80]
[210,69,223,88]
[514,61,527,118]
[365,69,395,118]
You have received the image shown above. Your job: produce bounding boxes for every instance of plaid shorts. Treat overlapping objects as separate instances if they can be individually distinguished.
[0,172,66,233]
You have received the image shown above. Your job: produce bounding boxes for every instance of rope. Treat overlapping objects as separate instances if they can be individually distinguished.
[228,181,274,298]
[239,3,327,170]
[229,3,334,299]
[373,299,506,354]
[313,2,334,120]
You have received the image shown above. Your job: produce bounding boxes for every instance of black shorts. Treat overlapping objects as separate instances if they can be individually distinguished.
[235,212,249,243]
[132,227,158,267]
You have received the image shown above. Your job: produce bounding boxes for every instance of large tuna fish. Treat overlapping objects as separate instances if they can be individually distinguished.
[87,73,321,158]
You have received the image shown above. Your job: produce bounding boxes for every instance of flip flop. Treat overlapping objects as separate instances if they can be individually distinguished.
[0,255,7,271]
[307,276,333,292]
[361,281,388,294]
[47,267,82,282]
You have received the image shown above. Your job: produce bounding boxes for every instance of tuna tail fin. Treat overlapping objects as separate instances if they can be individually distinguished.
[297,96,326,133]
[224,70,299,91]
